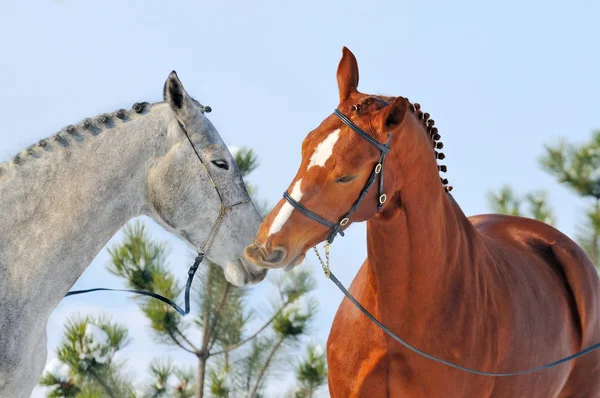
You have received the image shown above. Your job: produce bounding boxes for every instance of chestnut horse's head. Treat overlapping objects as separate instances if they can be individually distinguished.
[245,47,445,270]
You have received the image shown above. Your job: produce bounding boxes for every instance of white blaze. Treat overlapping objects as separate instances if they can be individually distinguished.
[307,129,341,169]
[268,179,303,236]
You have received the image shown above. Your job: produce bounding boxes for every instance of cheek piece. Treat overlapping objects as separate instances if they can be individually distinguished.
[283,99,391,247]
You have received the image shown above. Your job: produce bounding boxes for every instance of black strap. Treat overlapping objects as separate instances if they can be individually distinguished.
[283,107,392,245]
[377,133,392,211]
[283,191,342,232]
[65,253,204,316]
[334,109,391,153]
[329,271,600,376]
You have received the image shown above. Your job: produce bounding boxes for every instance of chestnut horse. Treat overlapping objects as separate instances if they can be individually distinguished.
[245,47,600,397]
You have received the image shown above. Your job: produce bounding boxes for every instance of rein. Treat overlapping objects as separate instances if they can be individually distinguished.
[327,271,600,376]
[287,103,600,376]
[65,117,249,316]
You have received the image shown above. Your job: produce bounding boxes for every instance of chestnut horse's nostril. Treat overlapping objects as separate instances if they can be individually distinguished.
[265,248,286,265]
[244,243,288,268]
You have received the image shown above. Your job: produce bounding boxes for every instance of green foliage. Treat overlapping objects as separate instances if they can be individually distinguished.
[273,297,317,339]
[487,185,555,225]
[39,372,80,398]
[141,358,195,398]
[524,191,556,226]
[487,185,522,216]
[171,366,196,398]
[234,147,259,178]
[539,130,600,266]
[539,131,600,199]
[207,359,230,397]
[107,223,170,291]
[576,201,600,266]
[244,269,319,398]
[101,221,322,397]
[40,314,135,398]
[145,357,173,397]
[107,222,185,345]
[230,336,273,395]
[292,344,328,398]
[234,146,271,217]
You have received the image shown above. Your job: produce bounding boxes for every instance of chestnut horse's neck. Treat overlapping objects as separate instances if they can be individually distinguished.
[365,106,481,321]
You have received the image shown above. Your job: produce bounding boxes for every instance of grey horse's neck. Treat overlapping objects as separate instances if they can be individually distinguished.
[0,102,169,309]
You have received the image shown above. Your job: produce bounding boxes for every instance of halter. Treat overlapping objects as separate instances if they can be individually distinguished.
[66,112,249,316]
[283,101,390,276]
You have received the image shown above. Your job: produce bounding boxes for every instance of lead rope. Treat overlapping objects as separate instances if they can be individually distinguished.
[317,245,600,376]
[65,203,230,317]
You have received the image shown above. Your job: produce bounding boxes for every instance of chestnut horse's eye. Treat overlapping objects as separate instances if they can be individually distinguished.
[336,175,357,184]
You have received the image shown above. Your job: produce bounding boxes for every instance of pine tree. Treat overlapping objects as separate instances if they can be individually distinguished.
[539,130,600,266]
[487,185,556,225]
[106,223,318,397]
[289,344,328,398]
[39,314,135,398]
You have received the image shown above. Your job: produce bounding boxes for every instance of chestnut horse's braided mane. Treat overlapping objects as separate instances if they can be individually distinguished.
[351,96,452,192]
[407,99,452,192]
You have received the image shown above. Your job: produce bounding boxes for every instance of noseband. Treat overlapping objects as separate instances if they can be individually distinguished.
[66,111,249,316]
[283,100,391,246]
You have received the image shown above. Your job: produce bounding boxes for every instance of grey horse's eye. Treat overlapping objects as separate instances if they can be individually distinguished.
[211,159,229,170]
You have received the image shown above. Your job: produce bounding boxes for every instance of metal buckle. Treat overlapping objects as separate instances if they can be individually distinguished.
[379,194,387,204]
[340,217,350,226]
[375,163,382,174]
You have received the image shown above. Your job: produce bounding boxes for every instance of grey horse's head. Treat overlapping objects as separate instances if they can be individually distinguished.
[146,71,266,286]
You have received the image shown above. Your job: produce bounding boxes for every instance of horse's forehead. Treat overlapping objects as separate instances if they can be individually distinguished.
[303,115,344,155]
[190,116,224,147]
[302,112,376,165]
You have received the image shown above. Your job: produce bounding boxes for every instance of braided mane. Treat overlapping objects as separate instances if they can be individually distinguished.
[0,99,211,179]
[351,96,452,192]
[406,99,452,192]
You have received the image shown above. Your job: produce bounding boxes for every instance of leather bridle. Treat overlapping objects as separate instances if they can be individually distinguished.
[282,100,390,275]
[66,113,249,316]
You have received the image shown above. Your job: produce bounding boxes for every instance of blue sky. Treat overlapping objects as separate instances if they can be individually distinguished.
[1,1,598,396]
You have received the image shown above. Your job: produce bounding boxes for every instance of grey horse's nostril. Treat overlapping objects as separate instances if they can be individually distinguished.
[265,248,286,264]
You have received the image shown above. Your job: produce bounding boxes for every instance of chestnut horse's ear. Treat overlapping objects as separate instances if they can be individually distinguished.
[336,47,359,101]
[377,97,409,130]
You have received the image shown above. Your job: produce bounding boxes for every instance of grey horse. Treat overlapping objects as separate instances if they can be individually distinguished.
[0,71,266,397]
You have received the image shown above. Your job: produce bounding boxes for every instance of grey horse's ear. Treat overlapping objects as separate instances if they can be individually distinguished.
[163,71,198,123]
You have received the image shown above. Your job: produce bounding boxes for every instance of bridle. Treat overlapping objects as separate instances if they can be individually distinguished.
[283,100,391,276]
[283,100,600,376]
[66,112,249,316]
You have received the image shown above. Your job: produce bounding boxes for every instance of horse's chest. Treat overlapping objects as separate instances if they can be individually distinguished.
[326,270,392,397]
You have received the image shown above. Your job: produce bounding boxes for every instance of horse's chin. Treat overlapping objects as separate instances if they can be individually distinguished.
[223,261,250,287]
[283,253,306,272]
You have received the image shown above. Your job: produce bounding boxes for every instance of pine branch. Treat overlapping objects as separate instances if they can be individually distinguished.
[175,327,199,352]
[211,300,290,356]
[88,368,117,398]
[167,329,198,355]
[200,266,214,350]
[247,336,285,398]
[204,283,231,350]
